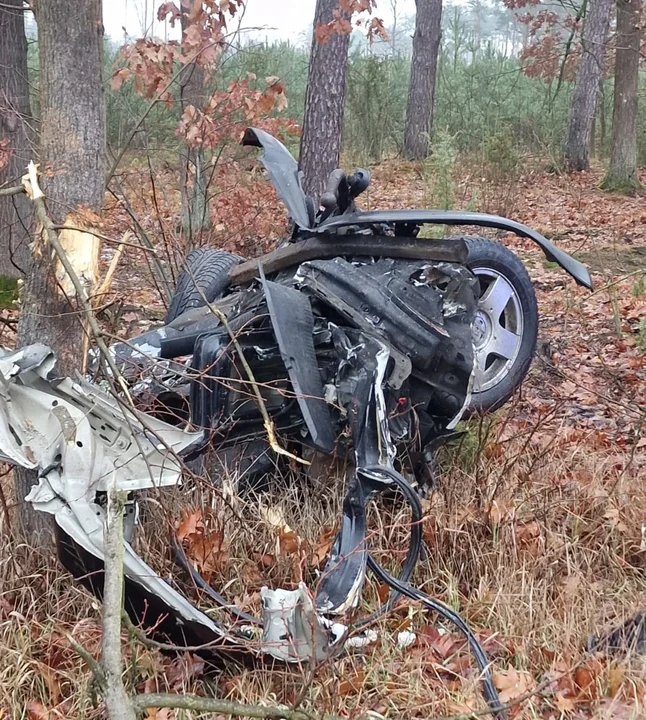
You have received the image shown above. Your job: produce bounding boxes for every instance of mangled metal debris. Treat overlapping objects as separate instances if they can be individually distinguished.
[0,129,593,718]
[0,249,480,661]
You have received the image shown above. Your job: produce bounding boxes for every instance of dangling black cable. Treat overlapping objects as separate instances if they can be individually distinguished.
[357,465,506,720]
[353,465,424,627]
[171,533,261,627]
[367,555,506,719]
[167,461,504,717]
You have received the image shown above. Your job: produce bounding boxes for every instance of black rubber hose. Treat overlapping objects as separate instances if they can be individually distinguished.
[353,465,423,627]
[160,332,203,359]
[356,465,506,720]
[367,556,505,719]
[171,534,261,627]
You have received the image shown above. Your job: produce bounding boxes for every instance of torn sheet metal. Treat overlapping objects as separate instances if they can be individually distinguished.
[0,343,359,661]
[261,584,337,662]
[0,344,229,644]
[261,274,336,453]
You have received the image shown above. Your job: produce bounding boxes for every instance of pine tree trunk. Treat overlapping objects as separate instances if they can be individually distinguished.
[15,0,106,543]
[180,3,210,248]
[601,0,641,192]
[598,79,607,155]
[299,0,351,201]
[403,0,443,161]
[0,0,34,277]
[564,0,612,171]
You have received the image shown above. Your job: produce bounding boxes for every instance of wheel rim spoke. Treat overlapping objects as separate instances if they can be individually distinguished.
[490,325,520,361]
[479,275,513,319]
[470,266,525,394]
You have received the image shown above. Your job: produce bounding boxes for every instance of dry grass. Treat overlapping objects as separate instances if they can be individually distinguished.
[2,422,645,718]
[1,162,645,718]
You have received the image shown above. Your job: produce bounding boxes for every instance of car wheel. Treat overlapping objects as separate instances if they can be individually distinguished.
[165,248,241,324]
[464,237,539,413]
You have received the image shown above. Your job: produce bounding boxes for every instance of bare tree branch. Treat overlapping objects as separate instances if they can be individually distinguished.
[63,632,106,690]
[133,693,320,720]
[0,184,25,197]
[102,487,137,720]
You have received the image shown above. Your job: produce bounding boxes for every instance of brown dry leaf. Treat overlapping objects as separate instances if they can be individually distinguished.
[487,499,513,527]
[338,669,366,696]
[278,527,301,555]
[574,664,597,698]
[239,561,264,589]
[376,582,390,604]
[593,698,641,719]
[516,520,541,544]
[422,514,437,546]
[166,653,205,691]
[310,525,335,568]
[35,662,60,704]
[146,709,175,719]
[554,692,577,714]
[176,509,203,541]
[185,527,228,580]
[493,665,534,704]
[478,629,516,658]
[26,701,49,720]
[256,553,275,568]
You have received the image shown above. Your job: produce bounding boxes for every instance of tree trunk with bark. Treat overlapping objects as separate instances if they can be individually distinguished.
[180,3,210,247]
[564,0,613,171]
[597,78,607,155]
[403,0,443,161]
[299,0,351,201]
[15,0,106,542]
[0,0,34,277]
[601,0,641,192]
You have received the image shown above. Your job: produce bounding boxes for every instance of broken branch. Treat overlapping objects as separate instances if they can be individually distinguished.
[132,694,319,720]
[94,237,127,301]
[23,161,133,401]
[102,487,137,720]
[0,184,25,197]
[200,292,309,466]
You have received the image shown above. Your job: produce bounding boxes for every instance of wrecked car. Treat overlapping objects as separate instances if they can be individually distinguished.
[0,129,591,712]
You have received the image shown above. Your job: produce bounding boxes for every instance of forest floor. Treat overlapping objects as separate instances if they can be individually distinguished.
[0,157,645,720]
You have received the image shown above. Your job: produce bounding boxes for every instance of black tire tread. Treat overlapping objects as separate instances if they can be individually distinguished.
[165,248,241,324]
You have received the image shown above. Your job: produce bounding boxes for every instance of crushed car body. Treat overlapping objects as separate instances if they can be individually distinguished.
[0,129,592,684]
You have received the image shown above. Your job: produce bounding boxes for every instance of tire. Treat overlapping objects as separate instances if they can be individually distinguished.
[165,248,241,324]
[464,237,538,413]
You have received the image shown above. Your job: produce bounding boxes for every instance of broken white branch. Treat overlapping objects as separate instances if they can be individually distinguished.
[25,161,43,200]
[23,161,133,400]
[95,238,127,301]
